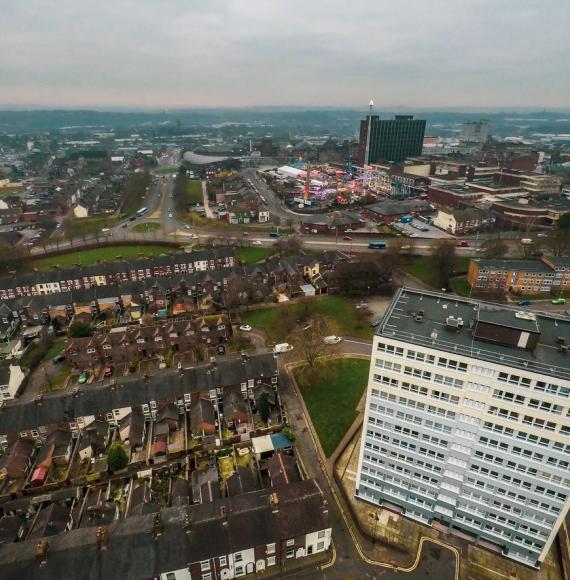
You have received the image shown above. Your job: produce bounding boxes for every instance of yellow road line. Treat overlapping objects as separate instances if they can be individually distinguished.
[470,561,512,578]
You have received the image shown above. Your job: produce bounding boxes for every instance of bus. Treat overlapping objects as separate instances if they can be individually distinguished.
[368,241,387,250]
[136,207,148,217]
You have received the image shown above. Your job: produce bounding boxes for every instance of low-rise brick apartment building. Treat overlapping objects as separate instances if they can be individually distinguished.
[467,256,570,294]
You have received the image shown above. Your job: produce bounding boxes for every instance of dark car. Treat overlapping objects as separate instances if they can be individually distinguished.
[52,354,66,364]
[517,300,531,306]
[129,216,137,222]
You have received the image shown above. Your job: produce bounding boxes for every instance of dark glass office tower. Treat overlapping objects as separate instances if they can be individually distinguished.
[358,115,426,164]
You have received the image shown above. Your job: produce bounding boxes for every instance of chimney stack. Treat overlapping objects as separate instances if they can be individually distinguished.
[152,512,162,539]
[96,526,109,550]
[35,540,49,566]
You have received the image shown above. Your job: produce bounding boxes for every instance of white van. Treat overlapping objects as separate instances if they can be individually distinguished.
[273,343,293,354]
[521,238,533,245]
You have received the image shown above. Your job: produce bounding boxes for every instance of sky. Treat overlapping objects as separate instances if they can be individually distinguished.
[1,0,569,110]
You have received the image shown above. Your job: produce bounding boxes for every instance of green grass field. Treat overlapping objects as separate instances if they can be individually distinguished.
[31,245,179,270]
[295,358,369,456]
[404,256,471,288]
[235,247,274,264]
[186,181,203,205]
[132,222,162,233]
[66,215,123,238]
[44,339,65,360]
[449,275,472,297]
[241,296,373,342]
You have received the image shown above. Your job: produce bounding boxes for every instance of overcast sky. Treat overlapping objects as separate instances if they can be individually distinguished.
[1,0,569,110]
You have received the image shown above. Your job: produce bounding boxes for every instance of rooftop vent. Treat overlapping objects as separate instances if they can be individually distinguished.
[446,316,464,331]
[414,314,424,323]
[430,331,438,342]
[515,311,536,321]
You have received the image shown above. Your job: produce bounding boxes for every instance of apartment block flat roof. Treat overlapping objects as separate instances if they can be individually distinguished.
[377,288,570,381]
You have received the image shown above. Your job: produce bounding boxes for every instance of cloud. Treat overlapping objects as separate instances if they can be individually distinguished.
[0,0,568,108]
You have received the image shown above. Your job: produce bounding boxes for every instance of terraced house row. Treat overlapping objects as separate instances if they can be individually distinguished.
[0,248,235,301]
[0,251,339,335]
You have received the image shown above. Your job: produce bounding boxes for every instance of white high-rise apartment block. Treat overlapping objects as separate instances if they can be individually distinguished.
[355,288,570,568]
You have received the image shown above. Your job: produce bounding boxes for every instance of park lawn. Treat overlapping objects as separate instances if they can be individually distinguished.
[449,275,472,297]
[66,215,124,238]
[132,222,162,233]
[241,296,373,343]
[31,244,179,270]
[44,339,65,361]
[186,181,203,205]
[295,358,369,457]
[404,255,471,288]
[49,365,72,391]
[235,247,274,264]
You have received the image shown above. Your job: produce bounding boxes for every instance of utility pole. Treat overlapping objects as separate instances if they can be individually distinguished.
[362,99,374,190]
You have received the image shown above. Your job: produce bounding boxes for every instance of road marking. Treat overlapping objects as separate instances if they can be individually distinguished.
[343,339,373,346]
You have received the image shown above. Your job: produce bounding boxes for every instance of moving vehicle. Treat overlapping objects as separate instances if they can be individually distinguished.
[517,300,531,306]
[136,207,148,217]
[103,366,113,377]
[269,232,280,238]
[521,238,533,245]
[368,241,386,250]
[343,236,352,241]
[273,343,293,354]
[52,354,65,364]
[239,324,252,332]
[251,240,262,245]
[101,228,110,233]
[323,335,342,345]
[184,224,191,230]
[552,298,566,305]
[78,371,89,385]
[457,240,469,247]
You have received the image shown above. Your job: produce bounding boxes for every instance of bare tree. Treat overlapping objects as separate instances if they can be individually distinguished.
[288,315,336,369]
[431,240,457,289]
[480,238,509,259]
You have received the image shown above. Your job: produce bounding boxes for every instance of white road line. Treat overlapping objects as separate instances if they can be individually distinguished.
[344,339,372,346]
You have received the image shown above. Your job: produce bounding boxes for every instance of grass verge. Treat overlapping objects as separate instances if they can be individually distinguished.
[241,296,373,343]
[31,244,179,270]
[403,256,471,288]
[186,180,203,205]
[235,247,274,264]
[294,358,369,456]
[132,222,162,233]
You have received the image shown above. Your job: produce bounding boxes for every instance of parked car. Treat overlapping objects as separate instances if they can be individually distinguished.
[52,354,66,364]
[517,300,531,306]
[103,366,113,378]
[78,371,90,384]
[457,240,469,247]
[251,240,262,245]
[184,224,191,230]
[239,324,252,332]
[552,298,566,305]
[323,335,342,345]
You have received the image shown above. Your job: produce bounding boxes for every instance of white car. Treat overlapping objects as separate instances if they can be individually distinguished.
[323,335,342,345]
[251,240,262,245]
[184,225,191,230]
[239,324,252,332]
[273,343,294,354]
[101,228,110,233]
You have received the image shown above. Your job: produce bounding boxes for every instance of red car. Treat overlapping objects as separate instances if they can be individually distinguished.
[103,366,113,378]
[457,240,469,247]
